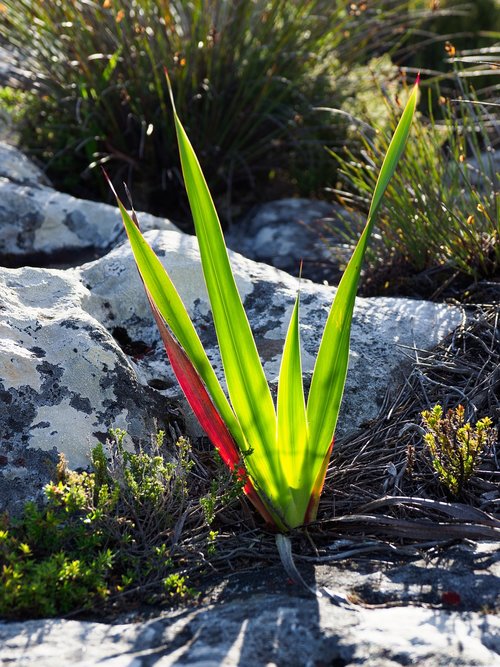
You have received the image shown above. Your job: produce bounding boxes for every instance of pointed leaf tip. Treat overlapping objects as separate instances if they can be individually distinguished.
[101,167,111,187]
[163,66,176,112]
[415,72,421,86]
[102,168,120,201]
[123,182,142,231]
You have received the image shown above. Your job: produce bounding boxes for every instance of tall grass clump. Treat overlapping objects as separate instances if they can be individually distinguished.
[0,1,435,224]
[331,68,499,293]
[0,0,339,222]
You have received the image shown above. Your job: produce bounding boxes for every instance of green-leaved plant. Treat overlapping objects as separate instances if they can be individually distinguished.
[0,431,198,618]
[422,404,496,497]
[109,73,419,531]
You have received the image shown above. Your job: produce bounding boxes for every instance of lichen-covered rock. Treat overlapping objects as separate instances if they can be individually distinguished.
[0,266,178,513]
[1,541,499,666]
[225,198,361,283]
[0,176,178,265]
[0,142,178,266]
[2,606,498,667]
[0,142,50,187]
[0,228,462,513]
[82,229,462,443]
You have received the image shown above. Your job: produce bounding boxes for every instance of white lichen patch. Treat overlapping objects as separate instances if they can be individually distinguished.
[29,399,99,469]
[81,230,258,327]
[0,264,174,500]
[0,338,43,392]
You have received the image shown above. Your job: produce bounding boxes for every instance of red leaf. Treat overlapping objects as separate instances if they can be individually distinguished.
[303,438,334,525]
[146,294,277,526]
[148,294,241,468]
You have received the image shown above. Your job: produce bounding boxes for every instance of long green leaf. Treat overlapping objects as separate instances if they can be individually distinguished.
[167,73,290,507]
[276,293,308,526]
[305,80,419,491]
[105,176,245,452]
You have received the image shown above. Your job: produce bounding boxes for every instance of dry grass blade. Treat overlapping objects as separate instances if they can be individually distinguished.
[310,300,499,544]
[319,515,500,541]
[357,496,500,527]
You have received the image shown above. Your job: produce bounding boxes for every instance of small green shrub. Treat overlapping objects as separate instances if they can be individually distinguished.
[0,430,198,619]
[162,572,195,600]
[421,404,497,497]
[0,86,27,122]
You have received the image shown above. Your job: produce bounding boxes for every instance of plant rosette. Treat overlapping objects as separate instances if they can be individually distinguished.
[108,72,419,532]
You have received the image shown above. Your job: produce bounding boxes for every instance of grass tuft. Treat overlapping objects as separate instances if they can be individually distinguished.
[330,68,499,293]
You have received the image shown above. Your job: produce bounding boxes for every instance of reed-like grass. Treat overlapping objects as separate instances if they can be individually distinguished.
[0,0,435,223]
[330,66,499,290]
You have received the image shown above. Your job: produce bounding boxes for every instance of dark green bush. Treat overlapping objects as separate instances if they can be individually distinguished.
[0,1,339,222]
[0,0,433,224]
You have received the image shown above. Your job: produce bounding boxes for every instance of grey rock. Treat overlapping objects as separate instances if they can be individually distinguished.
[0,173,178,265]
[82,229,462,443]
[226,198,361,283]
[1,542,499,666]
[465,148,500,191]
[0,142,50,187]
[0,227,462,512]
[0,265,178,513]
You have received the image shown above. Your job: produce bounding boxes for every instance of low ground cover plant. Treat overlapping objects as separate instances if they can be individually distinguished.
[422,404,497,498]
[109,73,419,531]
[0,431,204,619]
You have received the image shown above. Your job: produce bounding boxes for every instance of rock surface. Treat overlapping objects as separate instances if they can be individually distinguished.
[0,143,178,265]
[0,179,178,266]
[1,541,498,666]
[0,227,462,511]
[465,148,500,192]
[226,198,360,283]
[0,265,179,513]
[0,142,50,187]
